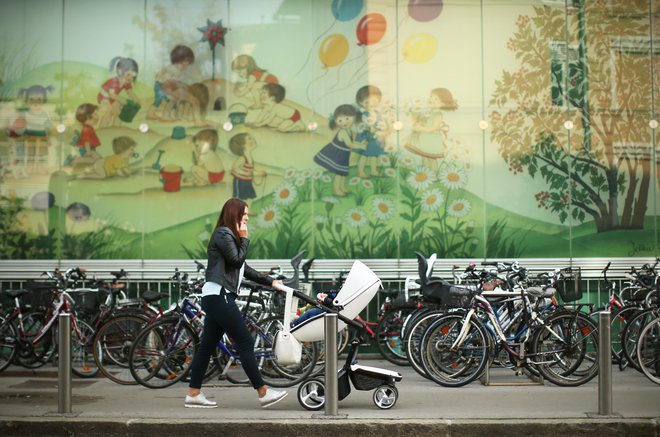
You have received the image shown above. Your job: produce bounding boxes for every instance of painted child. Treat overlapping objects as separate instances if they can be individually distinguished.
[354,85,388,178]
[76,103,101,159]
[232,54,279,109]
[147,45,207,126]
[80,136,136,179]
[252,83,305,132]
[190,128,224,186]
[1,100,28,178]
[229,132,266,201]
[20,85,54,174]
[404,87,458,171]
[97,57,140,128]
[313,104,366,197]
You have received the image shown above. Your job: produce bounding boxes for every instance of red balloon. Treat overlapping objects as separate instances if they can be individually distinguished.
[356,13,387,46]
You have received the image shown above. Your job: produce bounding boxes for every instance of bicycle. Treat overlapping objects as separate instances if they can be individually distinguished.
[418,268,599,387]
[0,269,98,377]
[127,281,319,389]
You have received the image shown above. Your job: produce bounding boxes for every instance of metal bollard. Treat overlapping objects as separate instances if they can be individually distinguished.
[598,311,612,416]
[324,313,338,416]
[58,313,72,414]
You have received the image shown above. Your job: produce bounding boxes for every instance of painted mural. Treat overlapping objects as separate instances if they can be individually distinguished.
[0,0,658,261]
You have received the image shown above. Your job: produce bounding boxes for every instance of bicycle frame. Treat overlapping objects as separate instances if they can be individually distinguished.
[451,291,565,361]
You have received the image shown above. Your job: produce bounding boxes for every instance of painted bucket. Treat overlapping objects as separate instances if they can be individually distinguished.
[160,164,183,192]
[119,100,141,123]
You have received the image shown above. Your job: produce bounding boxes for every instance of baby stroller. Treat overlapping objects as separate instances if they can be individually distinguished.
[280,261,403,410]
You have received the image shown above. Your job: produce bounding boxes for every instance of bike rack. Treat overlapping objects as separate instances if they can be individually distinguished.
[479,290,545,387]
[479,361,544,386]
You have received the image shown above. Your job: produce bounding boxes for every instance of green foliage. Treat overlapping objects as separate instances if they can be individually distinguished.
[0,195,136,259]
[486,219,528,258]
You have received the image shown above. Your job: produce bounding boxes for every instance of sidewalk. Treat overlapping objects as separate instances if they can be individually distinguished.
[0,360,658,436]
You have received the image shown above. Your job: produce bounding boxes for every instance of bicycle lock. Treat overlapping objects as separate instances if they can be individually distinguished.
[58,313,72,413]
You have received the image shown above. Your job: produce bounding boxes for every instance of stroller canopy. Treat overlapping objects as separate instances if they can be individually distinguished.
[291,260,382,342]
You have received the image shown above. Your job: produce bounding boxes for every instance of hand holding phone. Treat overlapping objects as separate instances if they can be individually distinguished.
[238,222,249,238]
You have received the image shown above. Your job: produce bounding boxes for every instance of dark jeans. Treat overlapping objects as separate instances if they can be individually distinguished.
[188,292,265,390]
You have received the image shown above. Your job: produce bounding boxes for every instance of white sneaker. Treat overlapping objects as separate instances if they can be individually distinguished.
[185,392,218,408]
[259,388,288,408]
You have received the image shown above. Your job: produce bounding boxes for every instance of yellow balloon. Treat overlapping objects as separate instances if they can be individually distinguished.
[402,33,437,64]
[319,34,349,68]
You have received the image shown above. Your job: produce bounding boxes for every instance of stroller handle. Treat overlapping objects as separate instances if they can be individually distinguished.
[275,284,365,330]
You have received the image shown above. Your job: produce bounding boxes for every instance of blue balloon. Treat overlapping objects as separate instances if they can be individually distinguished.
[331,0,364,21]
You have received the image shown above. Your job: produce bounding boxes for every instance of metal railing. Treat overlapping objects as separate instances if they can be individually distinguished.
[0,257,655,317]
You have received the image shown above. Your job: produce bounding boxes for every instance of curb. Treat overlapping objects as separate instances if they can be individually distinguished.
[2,417,659,437]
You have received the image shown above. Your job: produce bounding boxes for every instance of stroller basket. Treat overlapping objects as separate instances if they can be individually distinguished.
[349,364,403,390]
[556,267,582,302]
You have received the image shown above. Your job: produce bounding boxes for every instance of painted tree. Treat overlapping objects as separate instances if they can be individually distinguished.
[490,0,657,232]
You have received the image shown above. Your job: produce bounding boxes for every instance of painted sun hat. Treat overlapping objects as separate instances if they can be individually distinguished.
[171,126,186,139]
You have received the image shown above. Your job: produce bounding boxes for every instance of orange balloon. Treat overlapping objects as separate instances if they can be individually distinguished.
[319,34,349,67]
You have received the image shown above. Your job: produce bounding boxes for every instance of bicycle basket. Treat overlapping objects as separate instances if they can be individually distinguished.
[24,281,53,309]
[556,267,582,302]
[422,281,473,308]
[71,290,100,314]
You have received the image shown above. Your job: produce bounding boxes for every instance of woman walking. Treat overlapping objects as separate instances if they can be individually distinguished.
[185,197,287,409]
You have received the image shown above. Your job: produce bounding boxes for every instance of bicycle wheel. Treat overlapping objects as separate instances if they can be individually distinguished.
[419,313,489,387]
[0,316,17,372]
[403,309,447,379]
[129,316,198,389]
[531,312,599,387]
[62,318,97,378]
[637,316,660,385]
[256,316,319,387]
[621,308,656,372]
[15,311,55,369]
[93,314,149,385]
[375,308,413,366]
[590,305,638,365]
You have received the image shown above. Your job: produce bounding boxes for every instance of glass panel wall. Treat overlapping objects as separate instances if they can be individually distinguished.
[0,0,657,261]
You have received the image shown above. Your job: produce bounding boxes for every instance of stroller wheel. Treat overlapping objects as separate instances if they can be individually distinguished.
[373,384,398,409]
[297,378,325,411]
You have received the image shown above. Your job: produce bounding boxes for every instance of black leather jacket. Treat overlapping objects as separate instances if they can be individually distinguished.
[205,226,271,292]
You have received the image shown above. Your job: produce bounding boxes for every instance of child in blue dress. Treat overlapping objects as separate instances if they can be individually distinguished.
[313,104,365,196]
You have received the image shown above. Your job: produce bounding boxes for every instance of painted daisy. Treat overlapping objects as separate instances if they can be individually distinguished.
[384,167,397,178]
[258,205,281,228]
[362,179,374,189]
[448,199,472,218]
[301,168,313,179]
[273,183,297,205]
[346,208,368,228]
[421,189,444,212]
[439,167,468,190]
[283,167,297,179]
[349,176,362,186]
[372,197,395,221]
[406,166,436,191]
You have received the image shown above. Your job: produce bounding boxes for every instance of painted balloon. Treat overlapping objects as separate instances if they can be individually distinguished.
[331,0,364,21]
[31,191,55,211]
[408,0,444,22]
[356,13,387,46]
[319,34,349,67]
[402,33,437,64]
[66,202,91,222]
